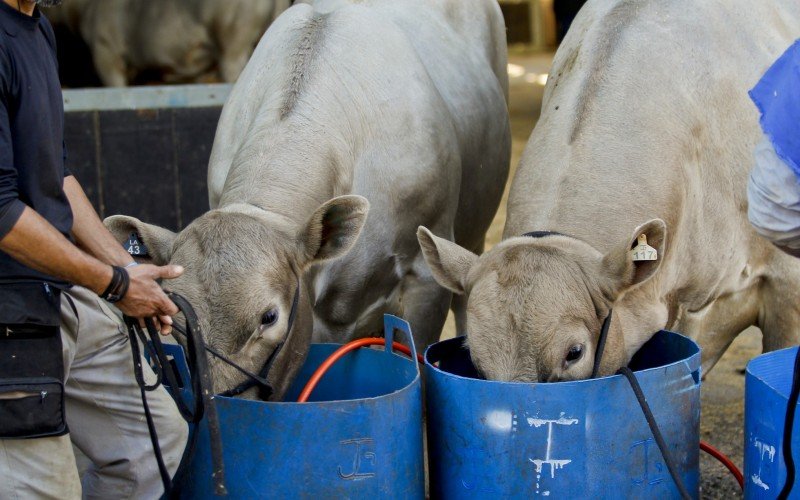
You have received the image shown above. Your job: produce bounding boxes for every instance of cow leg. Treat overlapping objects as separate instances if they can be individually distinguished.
[451,293,467,336]
[219,49,250,84]
[680,285,761,376]
[758,257,800,352]
[401,261,452,350]
[92,45,128,87]
[216,19,262,83]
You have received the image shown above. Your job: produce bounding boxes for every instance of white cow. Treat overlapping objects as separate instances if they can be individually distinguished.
[419,0,800,382]
[48,0,290,86]
[107,0,510,397]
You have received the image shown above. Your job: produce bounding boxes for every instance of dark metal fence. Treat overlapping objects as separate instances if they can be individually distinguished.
[63,85,230,231]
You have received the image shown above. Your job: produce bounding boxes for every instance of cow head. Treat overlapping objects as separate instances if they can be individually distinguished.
[417,220,666,382]
[105,195,369,399]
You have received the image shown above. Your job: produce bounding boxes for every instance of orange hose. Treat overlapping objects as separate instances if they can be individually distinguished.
[297,338,424,403]
[700,440,744,489]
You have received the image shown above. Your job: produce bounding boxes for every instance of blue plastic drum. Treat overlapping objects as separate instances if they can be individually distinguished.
[424,330,701,499]
[744,346,800,498]
[164,315,423,499]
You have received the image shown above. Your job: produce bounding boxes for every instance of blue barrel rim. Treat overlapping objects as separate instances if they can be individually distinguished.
[745,345,799,401]
[424,329,701,387]
[164,314,421,406]
[210,346,421,407]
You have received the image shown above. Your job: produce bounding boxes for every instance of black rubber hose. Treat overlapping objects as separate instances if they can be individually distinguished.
[617,367,692,500]
[778,347,800,500]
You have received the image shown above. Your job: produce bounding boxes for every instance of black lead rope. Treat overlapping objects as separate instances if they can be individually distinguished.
[124,281,301,497]
[591,308,691,500]
[126,320,173,493]
[778,347,800,500]
[125,292,227,497]
[590,310,612,379]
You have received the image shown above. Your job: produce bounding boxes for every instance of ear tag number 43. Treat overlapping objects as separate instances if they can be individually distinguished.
[630,234,657,261]
[124,232,149,257]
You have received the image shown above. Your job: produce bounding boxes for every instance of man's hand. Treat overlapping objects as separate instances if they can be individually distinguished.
[61,178,186,334]
[0,184,186,335]
[114,264,184,334]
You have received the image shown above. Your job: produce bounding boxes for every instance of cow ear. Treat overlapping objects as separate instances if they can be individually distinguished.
[299,195,369,267]
[104,215,177,265]
[417,226,478,295]
[602,219,667,295]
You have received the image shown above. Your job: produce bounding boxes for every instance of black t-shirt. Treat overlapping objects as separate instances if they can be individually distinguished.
[0,2,72,288]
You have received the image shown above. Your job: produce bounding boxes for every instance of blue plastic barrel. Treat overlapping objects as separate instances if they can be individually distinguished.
[424,330,701,499]
[163,315,423,499]
[744,346,800,498]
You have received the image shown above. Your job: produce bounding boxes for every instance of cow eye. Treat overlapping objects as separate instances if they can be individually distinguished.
[261,309,279,326]
[565,344,583,363]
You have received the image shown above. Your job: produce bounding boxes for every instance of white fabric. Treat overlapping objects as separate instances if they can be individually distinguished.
[748,135,800,249]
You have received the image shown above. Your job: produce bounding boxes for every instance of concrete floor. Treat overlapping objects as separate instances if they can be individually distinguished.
[440,52,757,498]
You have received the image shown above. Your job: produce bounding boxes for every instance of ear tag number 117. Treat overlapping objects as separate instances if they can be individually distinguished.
[630,234,657,261]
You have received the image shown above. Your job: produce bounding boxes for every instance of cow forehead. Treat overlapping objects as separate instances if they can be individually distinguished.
[471,243,592,292]
[175,212,296,270]
[168,229,298,317]
[467,250,599,324]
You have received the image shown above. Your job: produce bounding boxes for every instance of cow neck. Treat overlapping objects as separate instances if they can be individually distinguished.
[219,145,341,227]
[216,202,301,232]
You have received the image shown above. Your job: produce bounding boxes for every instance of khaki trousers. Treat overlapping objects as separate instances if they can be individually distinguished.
[0,286,188,499]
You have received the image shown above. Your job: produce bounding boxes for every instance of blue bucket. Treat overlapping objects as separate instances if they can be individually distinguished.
[163,315,423,498]
[744,346,800,498]
[424,330,701,499]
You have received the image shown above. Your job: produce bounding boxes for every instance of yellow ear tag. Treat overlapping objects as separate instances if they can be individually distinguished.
[630,234,657,262]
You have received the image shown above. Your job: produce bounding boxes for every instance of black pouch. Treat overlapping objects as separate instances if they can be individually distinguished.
[0,283,67,439]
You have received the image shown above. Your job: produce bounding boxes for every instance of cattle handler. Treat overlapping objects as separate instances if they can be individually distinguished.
[747,39,800,255]
[0,0,187,497]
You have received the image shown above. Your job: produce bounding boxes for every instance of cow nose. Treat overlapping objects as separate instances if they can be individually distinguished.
[312,316,355,343]
[543,372,560,383]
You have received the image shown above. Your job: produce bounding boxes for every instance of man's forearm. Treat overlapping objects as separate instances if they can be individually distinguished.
[0,206,112,293]
[64,176,133,267]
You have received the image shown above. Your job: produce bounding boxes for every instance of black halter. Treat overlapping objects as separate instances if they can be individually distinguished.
[171,278,301,400]
[522,230,569,239]
[521,230,612,376]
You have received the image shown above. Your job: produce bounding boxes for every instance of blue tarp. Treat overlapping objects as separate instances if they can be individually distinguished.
[750,39,800,178]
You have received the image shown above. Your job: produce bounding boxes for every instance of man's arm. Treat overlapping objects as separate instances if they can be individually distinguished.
[63,175,133,267]
[0,70,180,328]
[0,206,182,321]
[59,176,181,331]
[2,206,112,291]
